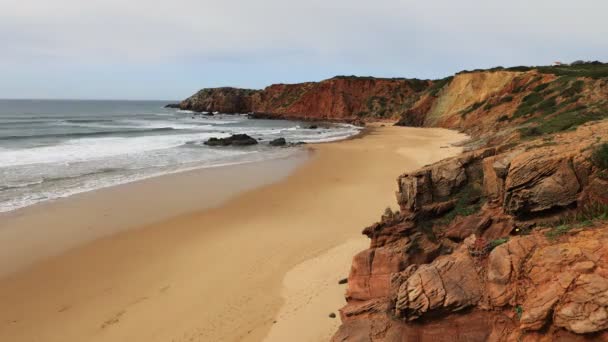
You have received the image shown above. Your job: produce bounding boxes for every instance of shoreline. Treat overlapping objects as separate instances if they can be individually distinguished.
[0,125,466,342]
[0,150,310,277]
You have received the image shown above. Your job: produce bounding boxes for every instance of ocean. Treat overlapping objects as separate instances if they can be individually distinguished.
[0,99,361,213]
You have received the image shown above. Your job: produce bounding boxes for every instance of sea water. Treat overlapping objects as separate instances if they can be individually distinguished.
[0,100,361,212]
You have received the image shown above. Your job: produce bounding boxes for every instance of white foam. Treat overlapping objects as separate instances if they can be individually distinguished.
[0,147,300,213]
[0,132,229,167]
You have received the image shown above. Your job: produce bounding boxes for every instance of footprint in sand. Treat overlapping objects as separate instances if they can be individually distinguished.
[58,305,71,313]
[101,310,126,329]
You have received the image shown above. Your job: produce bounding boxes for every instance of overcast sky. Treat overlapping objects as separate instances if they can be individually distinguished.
[1,0,607,100]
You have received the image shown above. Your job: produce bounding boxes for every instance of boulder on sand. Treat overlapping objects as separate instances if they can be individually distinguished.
[204,134,258,146]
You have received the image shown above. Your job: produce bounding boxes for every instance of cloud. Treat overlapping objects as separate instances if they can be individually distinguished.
[0,0,607,98]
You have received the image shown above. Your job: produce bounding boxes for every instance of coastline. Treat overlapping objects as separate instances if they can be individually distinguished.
[0,150,310,277]
[0,125,466,342]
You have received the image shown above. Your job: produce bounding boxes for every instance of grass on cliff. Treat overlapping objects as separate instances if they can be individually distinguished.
[519,108,606,138]
[460,101,486,118]
[438,182,484,225]
[456,62,608,80]
[512,76,608,138]
[545,201,608,240]
[461,62,608,79]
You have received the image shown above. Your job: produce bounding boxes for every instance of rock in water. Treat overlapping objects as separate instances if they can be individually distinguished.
[269,138,287,146]
[204,134,258,146]
[164,103,180,108]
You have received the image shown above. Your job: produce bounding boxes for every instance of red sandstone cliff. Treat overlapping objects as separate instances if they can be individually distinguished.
[178,76,430,121]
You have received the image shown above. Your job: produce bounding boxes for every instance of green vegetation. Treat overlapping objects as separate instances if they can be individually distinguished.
[510,75,608,138]
[460,101,486,117]
[483,102,495,111]
[455,62,608,79]
[533,83,550,92]
[408,79,430,92]
[591,143,608,170]
[515,305,523,320]
[488,237,509,250]
[563,80,585,97]
[500,95,514,103]
[536,96,557,114]
[418,220,437,242]
[428,76,454,96]
[520,109,606,138]
[545,224,573,241]
[545,202,608,240]
[537,63,608,79]
[366,96,389,117]
[512,92,543,119]
[439,182,484,224]
[416,182,484,241]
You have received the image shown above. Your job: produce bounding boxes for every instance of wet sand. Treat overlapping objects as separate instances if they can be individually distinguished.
[0,125,466,342]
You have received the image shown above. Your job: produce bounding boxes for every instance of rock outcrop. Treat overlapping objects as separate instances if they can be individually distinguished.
[334,120,608,341]
[179,87,259,114]
[203,134,258,146]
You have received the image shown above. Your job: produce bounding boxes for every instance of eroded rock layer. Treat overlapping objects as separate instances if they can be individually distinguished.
[334,120,608,341]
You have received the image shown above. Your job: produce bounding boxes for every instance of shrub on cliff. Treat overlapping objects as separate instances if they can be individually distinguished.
[592,143,608,170]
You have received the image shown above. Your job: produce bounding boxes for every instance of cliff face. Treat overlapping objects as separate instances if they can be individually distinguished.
[335,121,608,341]
[178,76,430,121]
[179,87,260,114]
[333,63,608,341]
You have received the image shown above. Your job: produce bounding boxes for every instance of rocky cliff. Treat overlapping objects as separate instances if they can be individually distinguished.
[333,62,608,341]
[178,76,430,121]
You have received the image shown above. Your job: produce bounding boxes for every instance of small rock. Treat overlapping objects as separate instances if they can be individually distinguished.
[308,125,318,129]
[269,138,287,146]
[329,313,336,318]
[338,278,348,285]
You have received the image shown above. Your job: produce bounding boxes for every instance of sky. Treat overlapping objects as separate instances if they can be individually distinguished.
[1,0,607,100]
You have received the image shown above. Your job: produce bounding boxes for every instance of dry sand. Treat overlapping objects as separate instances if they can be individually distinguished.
[0,125,466,342]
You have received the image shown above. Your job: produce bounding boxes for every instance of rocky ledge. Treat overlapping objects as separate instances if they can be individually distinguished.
[334,121,608,341]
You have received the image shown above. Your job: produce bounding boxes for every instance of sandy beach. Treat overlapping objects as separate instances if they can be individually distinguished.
[0,125,466,342]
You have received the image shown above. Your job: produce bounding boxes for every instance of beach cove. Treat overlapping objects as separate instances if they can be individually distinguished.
[0,125,466,342]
